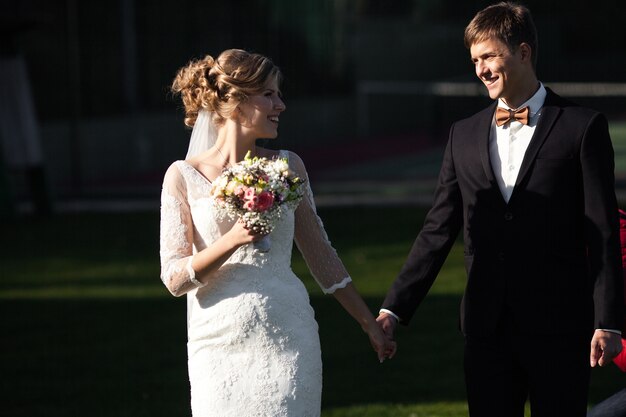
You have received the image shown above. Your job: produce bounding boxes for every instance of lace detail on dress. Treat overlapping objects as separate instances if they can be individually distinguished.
[159,163,204,296]
[176,160,214,201]
[160,190,190,281]
[321,276,352,294]
[188,278,322,416]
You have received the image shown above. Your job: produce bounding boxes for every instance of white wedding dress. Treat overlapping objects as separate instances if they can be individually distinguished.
[159,150,352,417]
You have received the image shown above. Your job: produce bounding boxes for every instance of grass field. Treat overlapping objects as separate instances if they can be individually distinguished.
[611,122,626,178]
[1,206,623,416]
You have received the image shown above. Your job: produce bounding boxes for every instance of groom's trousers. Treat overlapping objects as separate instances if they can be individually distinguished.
[463,308,591,417]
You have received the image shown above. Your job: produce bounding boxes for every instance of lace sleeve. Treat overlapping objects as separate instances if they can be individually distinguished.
[290,151,352,294]
[159,162,206,296]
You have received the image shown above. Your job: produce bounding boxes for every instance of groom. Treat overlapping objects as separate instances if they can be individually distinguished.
[378,2,623,416]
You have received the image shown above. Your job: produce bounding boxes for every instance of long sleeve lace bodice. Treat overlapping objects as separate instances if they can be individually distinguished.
[159,163,205,296]
[289,151,352,293]
[158,150,351,296]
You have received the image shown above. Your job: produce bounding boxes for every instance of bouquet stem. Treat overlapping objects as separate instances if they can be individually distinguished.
[253,235,271,252]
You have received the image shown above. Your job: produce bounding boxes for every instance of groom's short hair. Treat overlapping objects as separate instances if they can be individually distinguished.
[464,1,538,70]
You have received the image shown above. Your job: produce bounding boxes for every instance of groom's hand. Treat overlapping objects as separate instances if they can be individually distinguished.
[376,312,398,345]
[590,330,623,367]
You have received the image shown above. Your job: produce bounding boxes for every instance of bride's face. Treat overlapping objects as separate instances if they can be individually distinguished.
[236,77,286,139]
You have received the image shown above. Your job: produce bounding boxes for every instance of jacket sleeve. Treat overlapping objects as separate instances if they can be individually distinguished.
[581,114,624,330]
[381,124,464,324]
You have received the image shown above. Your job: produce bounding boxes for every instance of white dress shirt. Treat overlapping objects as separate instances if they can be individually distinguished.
[490,83,546,202]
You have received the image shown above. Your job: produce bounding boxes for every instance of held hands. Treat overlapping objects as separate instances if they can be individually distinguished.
[590,330,623,367]
[375,312,398,362]
[369,312,399,363]
[377,312,398,342]
[364,320,397,363]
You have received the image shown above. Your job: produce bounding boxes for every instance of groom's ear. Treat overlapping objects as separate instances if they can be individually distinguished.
[519,43,532,64]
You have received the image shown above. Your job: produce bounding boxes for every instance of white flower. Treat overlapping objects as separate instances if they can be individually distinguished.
[273,159,289,173]
[213,175,228,190]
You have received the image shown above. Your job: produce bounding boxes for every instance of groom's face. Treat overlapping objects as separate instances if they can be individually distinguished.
[470,37,527,106]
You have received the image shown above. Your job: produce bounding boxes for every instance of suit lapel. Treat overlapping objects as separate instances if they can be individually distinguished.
[510,90,561,202]
[478,102,498,186]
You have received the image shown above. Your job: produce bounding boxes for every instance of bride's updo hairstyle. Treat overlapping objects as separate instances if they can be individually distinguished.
[171,49,282,127]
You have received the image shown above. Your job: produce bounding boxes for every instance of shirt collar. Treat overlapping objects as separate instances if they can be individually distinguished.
[497,82,546,117]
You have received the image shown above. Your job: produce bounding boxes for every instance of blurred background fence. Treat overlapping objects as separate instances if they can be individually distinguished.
[2,0,626,214]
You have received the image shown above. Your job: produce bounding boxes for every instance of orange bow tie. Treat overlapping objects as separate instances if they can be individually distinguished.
[495,106,529,126]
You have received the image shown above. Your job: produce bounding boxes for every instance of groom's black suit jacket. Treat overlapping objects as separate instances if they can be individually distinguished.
[383,88,623,338]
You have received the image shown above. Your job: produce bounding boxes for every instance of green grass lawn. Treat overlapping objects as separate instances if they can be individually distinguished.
[1,207,623,416]
[611,121,626,177]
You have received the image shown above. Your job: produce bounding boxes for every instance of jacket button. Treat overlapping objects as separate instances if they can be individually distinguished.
[504,212,513,221]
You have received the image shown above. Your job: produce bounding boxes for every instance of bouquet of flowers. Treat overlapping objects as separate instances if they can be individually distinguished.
[211,151,306,251]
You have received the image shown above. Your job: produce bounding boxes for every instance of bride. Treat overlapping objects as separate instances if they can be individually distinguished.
[159,49,396,417]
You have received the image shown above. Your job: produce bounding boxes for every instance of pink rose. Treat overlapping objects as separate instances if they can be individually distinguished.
[243,200,256,211]
[244,188,257,200]
[256,191,275,212]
